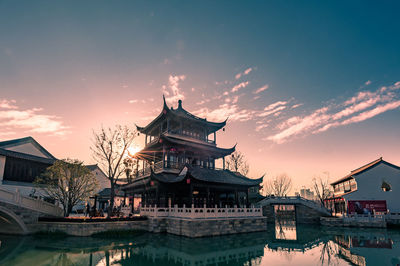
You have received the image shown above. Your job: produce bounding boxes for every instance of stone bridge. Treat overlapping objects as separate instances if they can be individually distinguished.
[0,187,63,235]
[256,196,331,224]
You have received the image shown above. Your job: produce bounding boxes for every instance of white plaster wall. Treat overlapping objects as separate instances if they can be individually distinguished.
[4,143,49,158]
[92,168,111,193]
[0,155,5,182]
[344,163,400,212]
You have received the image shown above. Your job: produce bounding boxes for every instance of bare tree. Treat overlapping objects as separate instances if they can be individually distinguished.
[226,150,250,176]
[91,125,136,213]
[312,175,332,206]
[35,159,98,217]
[264,173,292,197]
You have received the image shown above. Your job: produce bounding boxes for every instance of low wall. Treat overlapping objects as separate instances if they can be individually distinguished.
[29,220,149,236]
[320,217,386,228]
[149,217,268,238]
[29,217,267,237]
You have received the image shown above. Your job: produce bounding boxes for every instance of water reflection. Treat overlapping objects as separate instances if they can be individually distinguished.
[0,225,399,265]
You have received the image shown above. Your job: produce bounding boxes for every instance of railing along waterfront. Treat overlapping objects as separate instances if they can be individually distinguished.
[140,204,263,219]
[0,187,63,216]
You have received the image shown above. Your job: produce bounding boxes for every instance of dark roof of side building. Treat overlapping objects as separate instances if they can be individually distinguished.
[0,147,55,164]
[330,157,400,185]
[0,136,56,159]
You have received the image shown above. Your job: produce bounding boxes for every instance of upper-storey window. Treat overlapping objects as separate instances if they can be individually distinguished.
[381,180,392,192]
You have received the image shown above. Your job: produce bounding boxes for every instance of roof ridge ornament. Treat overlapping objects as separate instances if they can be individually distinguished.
[162,95,169,111]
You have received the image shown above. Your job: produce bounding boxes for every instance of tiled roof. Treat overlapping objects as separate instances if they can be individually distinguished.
[330,157,400,185]
[136,96,226,135]
[136,135,235,159]
[0,148,55,164]
[148,165,263,186]
[0,136,56,159]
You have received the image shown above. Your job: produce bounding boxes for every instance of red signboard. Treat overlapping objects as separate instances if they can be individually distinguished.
[348,200,387,214]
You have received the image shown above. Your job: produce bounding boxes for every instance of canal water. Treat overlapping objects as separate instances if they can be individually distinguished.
[0,222,399,266]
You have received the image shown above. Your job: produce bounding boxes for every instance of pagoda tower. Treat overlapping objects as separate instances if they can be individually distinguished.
[123,97,262,208]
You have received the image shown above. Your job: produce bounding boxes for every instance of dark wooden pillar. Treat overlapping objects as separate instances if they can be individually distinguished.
[162,145,166,168]
[235,189,239,206]
[223,157,225,170]
[207,187,210,207]
[246,189,250,207]
[189,183,193,206]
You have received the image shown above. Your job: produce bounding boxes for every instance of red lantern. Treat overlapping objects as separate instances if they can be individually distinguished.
[186,178,191,184]
[150,181,155,186]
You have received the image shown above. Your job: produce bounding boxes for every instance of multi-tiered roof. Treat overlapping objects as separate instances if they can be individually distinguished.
[123,97,262,207]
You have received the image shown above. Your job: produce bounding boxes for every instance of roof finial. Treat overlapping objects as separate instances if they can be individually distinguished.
[163,95,169,110]
[178,99,182,109]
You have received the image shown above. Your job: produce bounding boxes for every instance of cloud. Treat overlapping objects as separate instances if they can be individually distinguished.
[258,105,286,117]
[291,103,303,109]
[255,124,268,132]
[129,100,138,104]
[0,99,17,109]
[235,67,253,80]
[0,102,70,136]
[253,84,269,94]
[263,101,287,111]
[231,81,250,93]
[194,104,255,122]
[163,74,186,104]
[266,81,400,144]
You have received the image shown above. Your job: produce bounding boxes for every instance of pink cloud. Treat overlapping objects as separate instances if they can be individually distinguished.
[235,67,253,80]
[267,81,400,144]
[253,84,269,94]
[231,81,250,93]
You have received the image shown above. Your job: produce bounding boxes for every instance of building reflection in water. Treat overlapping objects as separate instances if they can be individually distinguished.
[330,228,400,266]
[275,219,297,241]
[1,225,400,265]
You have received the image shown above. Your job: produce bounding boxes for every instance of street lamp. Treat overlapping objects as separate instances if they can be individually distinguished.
[65,186,69,217]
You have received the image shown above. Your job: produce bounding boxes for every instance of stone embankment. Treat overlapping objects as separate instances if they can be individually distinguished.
[320,213,400,228]
[30,217,267,237]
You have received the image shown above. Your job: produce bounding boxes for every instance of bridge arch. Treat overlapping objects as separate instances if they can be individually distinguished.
[0,206,29,235]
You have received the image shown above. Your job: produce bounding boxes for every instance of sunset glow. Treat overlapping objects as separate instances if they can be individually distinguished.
[0,1,399,194]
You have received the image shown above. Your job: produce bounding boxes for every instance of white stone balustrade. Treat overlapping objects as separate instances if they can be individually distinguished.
[0,187,63,217]
[140,204,263,219]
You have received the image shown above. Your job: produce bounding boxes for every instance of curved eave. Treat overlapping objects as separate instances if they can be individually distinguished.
[172,107,227,132]
[135,96,170,134]
[163,136,235,158]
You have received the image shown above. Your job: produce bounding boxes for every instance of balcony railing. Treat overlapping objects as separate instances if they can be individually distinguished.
[135,161,218,179]
[140,204,263,219]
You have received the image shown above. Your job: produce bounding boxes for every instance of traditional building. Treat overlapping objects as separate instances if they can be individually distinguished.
[326,157,400,215]
[0,137,56,197]
[122,97,263,208]
[0,137,117,205]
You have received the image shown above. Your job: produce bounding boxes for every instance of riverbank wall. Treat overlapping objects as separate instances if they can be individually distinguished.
[28,217,267,237]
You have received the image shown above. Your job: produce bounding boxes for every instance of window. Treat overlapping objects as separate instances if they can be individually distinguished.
[381,180,391,192]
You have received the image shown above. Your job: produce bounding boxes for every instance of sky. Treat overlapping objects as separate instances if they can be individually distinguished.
[1,1,400,193]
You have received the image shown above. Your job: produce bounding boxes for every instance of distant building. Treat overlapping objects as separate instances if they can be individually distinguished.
[299,188,315,201]
[326,157,400,214]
